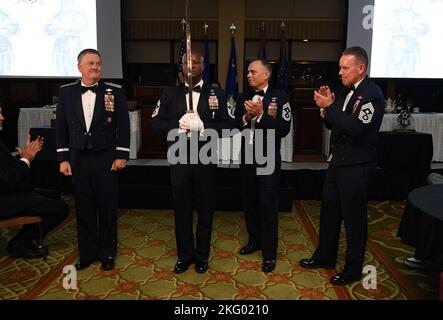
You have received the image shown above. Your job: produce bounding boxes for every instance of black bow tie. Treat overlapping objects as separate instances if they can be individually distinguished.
[254,90,265,97]
[349,85,357,91]
[81,85,98,94]
[184,85,202,93]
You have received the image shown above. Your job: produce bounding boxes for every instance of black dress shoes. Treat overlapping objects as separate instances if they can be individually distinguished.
[262,259,276,273]
[299,258,335,269]
[330,273,361,286]
[174,259,193,274]
[239,244,260,255]
[195,259,209,273]
[100,257,115,271]
[7,241,48,259]
[74,260,93,271]
[34,244,49,260]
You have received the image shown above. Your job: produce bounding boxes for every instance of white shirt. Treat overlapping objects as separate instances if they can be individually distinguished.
[342,78,364,112]
[185,79,203,113]
[243,85,268,144]
[81,81,98,132]
[327,77,365,161]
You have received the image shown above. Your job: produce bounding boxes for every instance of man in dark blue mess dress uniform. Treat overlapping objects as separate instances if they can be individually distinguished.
[299,46,384,285]
[151,50,234,274]
[56,49,130,271]
[235,59,292,273]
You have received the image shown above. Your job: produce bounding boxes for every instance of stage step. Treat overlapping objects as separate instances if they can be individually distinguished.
[118,165,293,212]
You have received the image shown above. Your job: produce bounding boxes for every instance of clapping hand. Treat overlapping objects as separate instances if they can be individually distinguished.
[314,85,335,109]
[244,98,264,122]
[17,135,43,162]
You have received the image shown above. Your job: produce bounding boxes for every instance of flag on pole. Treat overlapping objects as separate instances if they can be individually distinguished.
[225,35,238,119]
[258,22,267,60]
[202,24,210,84]
[277,22,289,92]
[176,37,186,85]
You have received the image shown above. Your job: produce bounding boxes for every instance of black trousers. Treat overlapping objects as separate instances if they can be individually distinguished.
[8,189,69,244]
[170,163,216,262]
[71,149,118,262]
[240,163,280,260]
[313,162,375,277]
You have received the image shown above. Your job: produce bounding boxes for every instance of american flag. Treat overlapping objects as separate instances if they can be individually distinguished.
[176,37,186,85]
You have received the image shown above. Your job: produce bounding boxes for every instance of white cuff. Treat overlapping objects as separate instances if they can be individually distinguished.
[242,115,249,127]
[20,158,31,168]
[256,113,263,123]
[320,108,326,118]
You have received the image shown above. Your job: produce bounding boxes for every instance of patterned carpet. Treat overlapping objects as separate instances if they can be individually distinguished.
[0,198,439,300]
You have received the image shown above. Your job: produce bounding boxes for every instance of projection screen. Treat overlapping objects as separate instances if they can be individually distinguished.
[0,0,122,79]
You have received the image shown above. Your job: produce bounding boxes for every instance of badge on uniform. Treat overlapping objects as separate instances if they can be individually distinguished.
[152,100,160,118]
[282,102,291,122]
[227,96,236,119]
[268,97,278,119]
[208,89,219,119]
[358,102,375,124]
[352,96,363,113]
[104,88,115,112]
[107,117,112,124]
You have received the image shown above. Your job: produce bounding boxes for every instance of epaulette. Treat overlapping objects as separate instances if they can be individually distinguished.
[61,81,79,88]
[105,82,122,89]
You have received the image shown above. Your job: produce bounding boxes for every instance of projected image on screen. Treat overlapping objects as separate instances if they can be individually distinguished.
[0,0,96,77]
[371,0,443,78]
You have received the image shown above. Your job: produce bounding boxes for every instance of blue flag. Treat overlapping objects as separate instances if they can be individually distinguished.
[203,33,210,84]
[277,28,289,92]
[225,36,238,119]
[258,23,267,60]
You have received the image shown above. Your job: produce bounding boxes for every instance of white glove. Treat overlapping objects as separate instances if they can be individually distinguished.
[189,112,204,133]
[179,113,191,131]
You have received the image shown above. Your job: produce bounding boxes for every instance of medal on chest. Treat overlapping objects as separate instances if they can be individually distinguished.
[208,89,219,119]
[267,97,278,119]
[104,88,115,112]
[352,96,364,114]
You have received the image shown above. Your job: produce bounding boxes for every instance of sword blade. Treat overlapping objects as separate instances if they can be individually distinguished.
[185,0,193,112]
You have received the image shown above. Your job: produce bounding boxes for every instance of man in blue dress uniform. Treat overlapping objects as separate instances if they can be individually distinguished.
[56,49,130,271]
[299,46,384,285]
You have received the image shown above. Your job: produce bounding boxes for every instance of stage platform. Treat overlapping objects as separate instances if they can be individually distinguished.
[30,159,443,212]
[116,159,443,212]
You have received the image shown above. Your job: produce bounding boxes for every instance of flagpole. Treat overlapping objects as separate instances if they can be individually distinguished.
[230,23,236,37]
[185,0,193,112]
[226,23,238,118]
[203,22,210,84]
[259,22,266,59]
[181,18,186,32]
